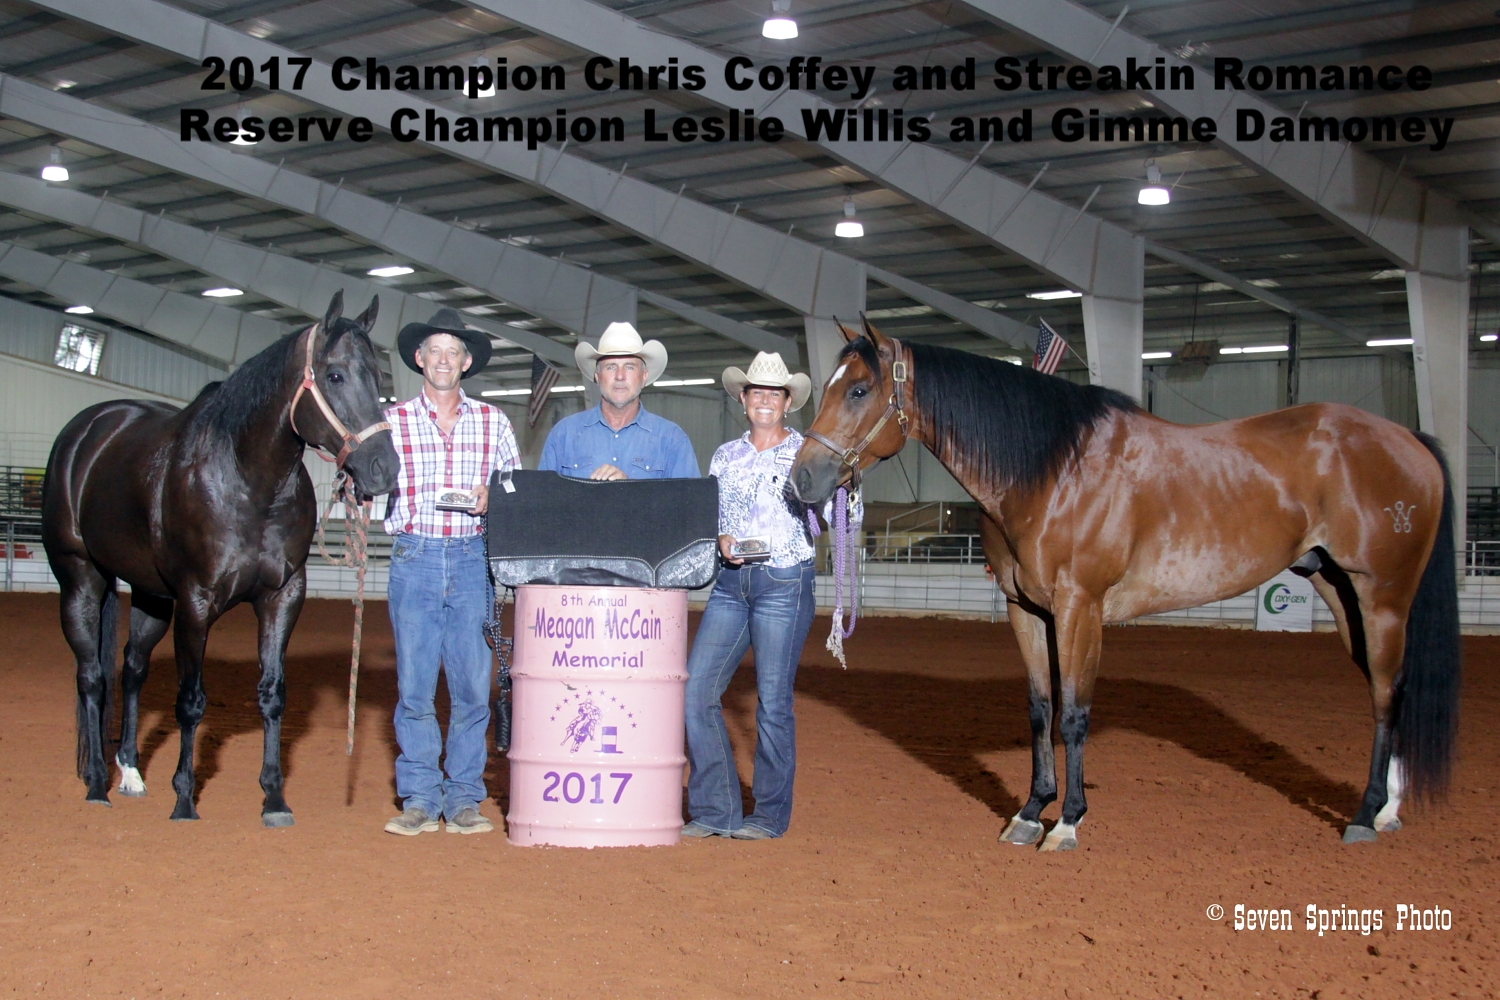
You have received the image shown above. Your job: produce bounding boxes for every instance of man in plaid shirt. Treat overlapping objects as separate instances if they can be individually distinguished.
[383,308,518,837]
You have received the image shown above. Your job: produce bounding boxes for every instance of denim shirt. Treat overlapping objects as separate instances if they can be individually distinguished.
[538,402,701,480]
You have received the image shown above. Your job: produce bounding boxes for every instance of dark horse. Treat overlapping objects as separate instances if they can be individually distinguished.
[791,320,1460,850]
[42,292,398,826]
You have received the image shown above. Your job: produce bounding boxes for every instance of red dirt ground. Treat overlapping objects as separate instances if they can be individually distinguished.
[0,591,1495,999]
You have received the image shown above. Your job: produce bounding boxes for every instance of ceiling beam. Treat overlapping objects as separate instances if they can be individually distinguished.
[0,237,285,363]
[958,0,1471,278]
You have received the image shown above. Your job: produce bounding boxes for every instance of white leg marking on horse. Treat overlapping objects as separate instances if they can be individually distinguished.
[1374,756,1404,832]
[1038,820,1079,852]
[999,814,1044,845]
[115,753,146,796]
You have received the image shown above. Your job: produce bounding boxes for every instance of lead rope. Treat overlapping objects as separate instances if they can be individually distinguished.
[807,487,862,669]
[316,470,371,755]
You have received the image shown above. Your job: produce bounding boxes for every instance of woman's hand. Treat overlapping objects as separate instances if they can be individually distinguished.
[718,534,744,566]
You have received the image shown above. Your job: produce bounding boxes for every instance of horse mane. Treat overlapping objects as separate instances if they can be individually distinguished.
[191,320,372,440]
[193,327,301,440]
[846,337,1137,493]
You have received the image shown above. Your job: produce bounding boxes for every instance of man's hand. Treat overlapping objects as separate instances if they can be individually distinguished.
[590,464,627,481]
[718,534,744,566]
[470,484,489,516]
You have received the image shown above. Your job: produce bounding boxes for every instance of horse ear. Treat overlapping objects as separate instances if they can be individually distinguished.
[354,295,379,333]
[323,289,345,331]
[837,321,860,343]
[861,314,891,353]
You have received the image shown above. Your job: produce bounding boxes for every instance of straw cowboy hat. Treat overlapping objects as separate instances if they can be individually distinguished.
[722,352,812,412]
[574,321,668,386]
[396,307,492,377]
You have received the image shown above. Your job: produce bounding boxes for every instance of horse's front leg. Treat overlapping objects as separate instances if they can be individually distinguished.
[168,596,215,821]
[253,568,306,828]
[115,593,172,797]
[1000,600,1056,846]
[1038,594,1104,853]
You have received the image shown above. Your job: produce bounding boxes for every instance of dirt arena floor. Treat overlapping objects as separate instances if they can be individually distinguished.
[0,591,1495,999]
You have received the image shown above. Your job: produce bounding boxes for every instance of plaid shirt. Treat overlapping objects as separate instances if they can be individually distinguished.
[384,388,518,538]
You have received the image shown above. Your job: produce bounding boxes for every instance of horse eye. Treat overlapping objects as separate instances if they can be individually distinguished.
[326,371,345,385]
[848,384,868,400]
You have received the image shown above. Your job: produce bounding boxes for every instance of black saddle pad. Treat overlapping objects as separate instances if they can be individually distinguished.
[486,470,720,589]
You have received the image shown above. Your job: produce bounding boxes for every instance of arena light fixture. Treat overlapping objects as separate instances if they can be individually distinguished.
[202,287,244,298]
[480,388,533,397]
[1141,351,1172,360]
[1027,289,1082,300]
[1481,333,1498,343]
[41,146,68,182]
[763,0,798,39]
[656,378,716,387]
[1137,162,1170,206]
[230,108,258,146]
[1367,337,1414,347]
[65,304,95,315]
[368,265,415,277]
[835,195,864,238]
[1219,344,1288,355]
[472,58,496,98]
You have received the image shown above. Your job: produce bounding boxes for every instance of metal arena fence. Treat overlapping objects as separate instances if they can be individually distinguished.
[4,467,1499,630]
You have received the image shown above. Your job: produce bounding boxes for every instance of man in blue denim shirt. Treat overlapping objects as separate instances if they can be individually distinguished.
[539,322,699,480]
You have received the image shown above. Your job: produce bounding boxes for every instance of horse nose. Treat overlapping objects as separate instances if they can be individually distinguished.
[793,466,814,501]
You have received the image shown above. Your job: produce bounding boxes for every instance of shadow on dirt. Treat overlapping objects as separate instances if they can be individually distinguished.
[795,666,1361,831]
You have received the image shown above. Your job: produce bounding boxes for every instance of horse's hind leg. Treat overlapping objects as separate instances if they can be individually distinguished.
[167,597,214,821]
[999,601,1055,847]
[55,560,117,805]
[115,593,172,797]
[253,569,306,828]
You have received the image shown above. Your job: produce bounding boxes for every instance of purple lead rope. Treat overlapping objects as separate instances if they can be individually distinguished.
[810,487,861,667]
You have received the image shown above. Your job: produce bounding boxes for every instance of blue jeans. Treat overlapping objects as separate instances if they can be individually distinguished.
[684,560,816,837]
[387,533,492,819]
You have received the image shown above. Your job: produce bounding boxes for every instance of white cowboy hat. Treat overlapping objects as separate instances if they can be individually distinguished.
[574,321,668,386]
[722,352,813,412]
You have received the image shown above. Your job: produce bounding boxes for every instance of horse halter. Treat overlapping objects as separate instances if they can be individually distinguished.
[288,322,392,468]
[805,336,909,486]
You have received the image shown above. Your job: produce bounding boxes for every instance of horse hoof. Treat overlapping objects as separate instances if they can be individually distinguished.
[116,784,146,798]
[1342,824,1377,844]
[1374,816,1402,833]
[1038,822,1079,852]
[999,817,1045,846]
[262,812,295,829]
[169,805,199,822]
[85,795,112,808]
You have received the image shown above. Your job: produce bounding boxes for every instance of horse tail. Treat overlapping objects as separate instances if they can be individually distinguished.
[77,585,119,778]
[1393,432,1462,804]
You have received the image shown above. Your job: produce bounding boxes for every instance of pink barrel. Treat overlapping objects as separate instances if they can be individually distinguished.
[507,585,688,847]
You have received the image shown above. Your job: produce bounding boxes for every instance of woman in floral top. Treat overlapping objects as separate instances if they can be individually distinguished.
[681,352,822,840]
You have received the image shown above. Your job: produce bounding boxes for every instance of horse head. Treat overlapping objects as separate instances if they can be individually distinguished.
[790,317,912,505]
[292,291,400,497]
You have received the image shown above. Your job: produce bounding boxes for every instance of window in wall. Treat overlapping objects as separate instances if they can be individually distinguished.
[54,323,105,376]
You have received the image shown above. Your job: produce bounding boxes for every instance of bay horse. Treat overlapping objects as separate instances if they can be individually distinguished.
[790,320,1460,850]
[42,291,398,827]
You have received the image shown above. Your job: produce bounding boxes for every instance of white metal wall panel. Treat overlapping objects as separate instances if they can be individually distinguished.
[99,330,227,402]
[0,353,179,467]
[1148,359,1282,425]
[0,297,64,365]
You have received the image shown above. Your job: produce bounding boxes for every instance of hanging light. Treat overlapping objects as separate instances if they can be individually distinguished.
[41,146,68,183]
[230,111,258,146]
[1137,161,1169,206]
[65,305,95,315]
[763,0,798,39]
[834,196,863,238]
[472,57,496,98]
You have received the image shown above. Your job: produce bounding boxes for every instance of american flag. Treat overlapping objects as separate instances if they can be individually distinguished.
[1032,319,1068,375]
[527,354,561,427]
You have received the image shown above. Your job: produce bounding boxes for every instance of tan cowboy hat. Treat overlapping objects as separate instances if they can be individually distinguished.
[722,352,812,412]
[574,321,668,386]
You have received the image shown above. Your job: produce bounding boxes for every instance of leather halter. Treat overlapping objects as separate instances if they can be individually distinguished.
[805,336,909,485]
[288,322,392,468]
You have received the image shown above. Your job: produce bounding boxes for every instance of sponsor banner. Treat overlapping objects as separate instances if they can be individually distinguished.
[1255,569,1317,632]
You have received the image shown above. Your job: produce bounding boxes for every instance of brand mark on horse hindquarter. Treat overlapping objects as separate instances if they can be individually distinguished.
[1383,501,1415,533]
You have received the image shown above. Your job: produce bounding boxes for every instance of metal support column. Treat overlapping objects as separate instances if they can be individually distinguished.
[1408,263,1472,546]
[1286,315,1301,408]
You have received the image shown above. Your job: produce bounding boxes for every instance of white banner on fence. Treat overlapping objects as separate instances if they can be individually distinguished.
[1255,570,1317,632]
